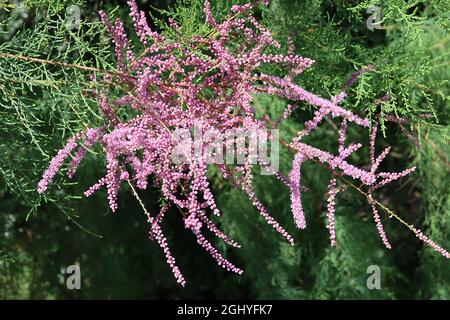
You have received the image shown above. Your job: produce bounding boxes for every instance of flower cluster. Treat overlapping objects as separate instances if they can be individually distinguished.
[37,0,449,285]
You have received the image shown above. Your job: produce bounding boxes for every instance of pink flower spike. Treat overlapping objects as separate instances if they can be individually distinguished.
[185,214,243,274]
[245,185,295,245]
[38,134,81,193]
[339,143,362,160]
[370,146,391,174]
[370,124,378,165]
[412,227,450,259]
[332,91,347,105]
[375,167,416,189]
[338,119,347,154]
[326,178,339,246]
[369,200,392,249]
[68,128,103,178]
[148,208,186,286]
[204,1,218,28]
[84,177,107,197]
[289,153,306,229]
[198,211,241,248]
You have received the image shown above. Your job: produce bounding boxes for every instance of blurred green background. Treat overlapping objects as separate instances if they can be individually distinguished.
[0,0,449,299]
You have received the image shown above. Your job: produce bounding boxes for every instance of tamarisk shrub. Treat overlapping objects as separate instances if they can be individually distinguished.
[37,0,449,286]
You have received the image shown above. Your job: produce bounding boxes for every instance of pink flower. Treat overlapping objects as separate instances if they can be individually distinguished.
[326,179,339,246]
[289,153,306,229]
[38,133,81,193]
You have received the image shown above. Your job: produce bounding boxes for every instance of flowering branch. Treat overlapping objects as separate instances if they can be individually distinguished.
[35,0,449,286]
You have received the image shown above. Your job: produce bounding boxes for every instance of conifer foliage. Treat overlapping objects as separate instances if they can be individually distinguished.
[0,0,449,297]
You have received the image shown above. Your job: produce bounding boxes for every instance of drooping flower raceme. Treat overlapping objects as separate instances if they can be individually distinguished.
[37,0,449,286]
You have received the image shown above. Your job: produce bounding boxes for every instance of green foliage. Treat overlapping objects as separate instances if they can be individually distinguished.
[415,131,450,299]
[0,0,448,299]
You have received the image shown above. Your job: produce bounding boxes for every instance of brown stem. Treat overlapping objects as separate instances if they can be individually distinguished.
[0,52,136,80]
